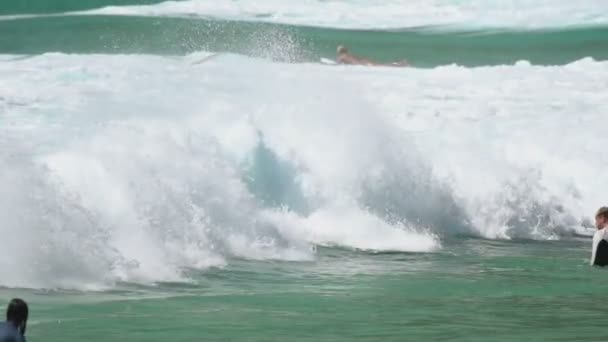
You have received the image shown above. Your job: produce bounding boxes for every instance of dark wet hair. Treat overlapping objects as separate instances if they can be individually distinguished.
[6,299,28,325]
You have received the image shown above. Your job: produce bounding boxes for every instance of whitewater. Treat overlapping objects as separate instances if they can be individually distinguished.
[1,51,606,290]
[4,0,608,30]
[4,1,608,341]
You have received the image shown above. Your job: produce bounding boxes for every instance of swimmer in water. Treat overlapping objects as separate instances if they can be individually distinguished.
[336,45,407,67]
[0,299,28,342]
[591,206,608,266]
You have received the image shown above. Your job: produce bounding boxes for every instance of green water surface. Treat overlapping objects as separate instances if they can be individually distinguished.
[5,238,606,342]
[1,15,607,66]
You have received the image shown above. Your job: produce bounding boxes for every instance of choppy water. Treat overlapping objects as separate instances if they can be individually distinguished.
[1,1,607,341]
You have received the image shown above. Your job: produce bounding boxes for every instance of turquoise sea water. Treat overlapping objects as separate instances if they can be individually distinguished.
[2,14,608,66]
[14,239,608,341]
[2,0,608,341]
[11,238,608,341]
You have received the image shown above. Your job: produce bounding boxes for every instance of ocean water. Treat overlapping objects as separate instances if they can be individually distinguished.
[1,1,608,341]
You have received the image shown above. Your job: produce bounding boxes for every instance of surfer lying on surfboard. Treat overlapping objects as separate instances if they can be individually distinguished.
[336,45,407,67]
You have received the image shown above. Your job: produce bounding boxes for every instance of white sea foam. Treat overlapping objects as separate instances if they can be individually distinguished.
[58,0,608,30]
[0,53,606,289]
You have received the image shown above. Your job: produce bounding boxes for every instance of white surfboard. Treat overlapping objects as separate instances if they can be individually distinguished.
[320,57,337,65]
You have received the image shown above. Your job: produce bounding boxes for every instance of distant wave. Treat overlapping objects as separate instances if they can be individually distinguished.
[2,0,608,30]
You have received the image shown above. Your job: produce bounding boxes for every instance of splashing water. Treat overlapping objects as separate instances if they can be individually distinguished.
[0,52,606,289]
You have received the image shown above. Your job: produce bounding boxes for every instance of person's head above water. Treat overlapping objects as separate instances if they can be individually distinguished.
[6,298,28,329]
[336,45,348,54]
[596,207,608,229]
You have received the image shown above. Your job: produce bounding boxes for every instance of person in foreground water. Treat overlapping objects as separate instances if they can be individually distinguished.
[591,207,608,266]
[0,299,28,342]
[336,45,407,67]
